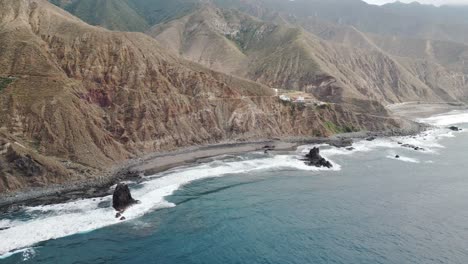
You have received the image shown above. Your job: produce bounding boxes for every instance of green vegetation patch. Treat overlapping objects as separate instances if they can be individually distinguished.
[0,77,15,92]
[324,121,358,134]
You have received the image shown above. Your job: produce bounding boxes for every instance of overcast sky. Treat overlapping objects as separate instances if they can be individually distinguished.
[363,0,468,5]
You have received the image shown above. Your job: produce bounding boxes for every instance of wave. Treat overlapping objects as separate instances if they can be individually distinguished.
[2,109,468,258]
[418,110,468,126]
[0,248,36,261]
[386,155,420,163]
[0,153,338,257]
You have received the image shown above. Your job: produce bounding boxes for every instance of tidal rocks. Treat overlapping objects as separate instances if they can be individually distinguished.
[401,144,425,151]
[448,126,461,131]
[366,137,376,141]
[329,138,353,148]
[112,183,138,212]
[303,147,333,168]
[264,145,275,154]
[395,155,400,159]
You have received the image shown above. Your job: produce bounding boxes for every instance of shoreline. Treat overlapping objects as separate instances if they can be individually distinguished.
[8,101,464,211]
[0,127,423,212]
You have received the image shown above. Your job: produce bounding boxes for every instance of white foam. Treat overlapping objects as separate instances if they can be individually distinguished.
[418,110,468,126]
[0,219,11,229]
[0,248,35,261]
[3,110,468,257]
[0,153,337,256]
[386,155,420,163]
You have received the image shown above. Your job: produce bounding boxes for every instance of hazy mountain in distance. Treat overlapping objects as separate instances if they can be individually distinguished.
[49,0,203,31]
[210,0,468,45]
[51,0,150,31]
[48,0,468,45]
[149,4,467,108]
[381,1,468,26]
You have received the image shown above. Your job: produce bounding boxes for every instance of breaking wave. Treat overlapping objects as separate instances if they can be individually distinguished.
[1,109,467,258]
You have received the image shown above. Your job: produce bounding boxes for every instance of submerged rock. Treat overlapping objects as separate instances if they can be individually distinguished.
[448,126,461,131]
[303,147,333,168]
[112,183,138,212]
[329,139,353,148]
[401,144,425,151]
[366,137,376,141]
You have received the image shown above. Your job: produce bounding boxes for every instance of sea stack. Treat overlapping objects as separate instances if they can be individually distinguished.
[304,147,333,168]
[112,183,138,212]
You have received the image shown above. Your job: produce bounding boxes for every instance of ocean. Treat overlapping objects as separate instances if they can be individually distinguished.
[1,110,468,263]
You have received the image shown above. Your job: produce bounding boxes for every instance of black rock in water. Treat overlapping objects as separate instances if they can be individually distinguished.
[448,126,461,131]
[366,137,376,141]
[401,144,425,151]
[395,155,400,159]
[112,183,138,212]
[303,147,333,168]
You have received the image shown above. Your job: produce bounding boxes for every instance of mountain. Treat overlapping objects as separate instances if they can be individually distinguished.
[49,0,149,31]
[48,0,468,45]
[49,0,202,31]
[209,0,468,45]
[381,1,468,26]
[149,5,467,109]
[0,0,403,192]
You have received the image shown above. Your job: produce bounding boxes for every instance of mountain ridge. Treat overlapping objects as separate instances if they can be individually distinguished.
[0,0,406,193]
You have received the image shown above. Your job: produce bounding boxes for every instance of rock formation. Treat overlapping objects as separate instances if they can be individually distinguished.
[112,183,138,212]
[303,147,333,168]
[401,144,425,151]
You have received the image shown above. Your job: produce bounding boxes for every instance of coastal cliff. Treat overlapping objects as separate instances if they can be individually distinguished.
[0,0,410,193]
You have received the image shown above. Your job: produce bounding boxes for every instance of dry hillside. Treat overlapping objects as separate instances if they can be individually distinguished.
[0,0,405,193]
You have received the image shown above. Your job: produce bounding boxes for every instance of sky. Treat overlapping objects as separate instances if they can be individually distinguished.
[363,0,468,5]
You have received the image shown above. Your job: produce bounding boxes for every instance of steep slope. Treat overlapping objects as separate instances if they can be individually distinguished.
[150,6,463,108]
[49,0,149,31]
[0,0,402,193]
[301,19,468,103]
[214,0,468,45]
[127,0,201,26]
[149,7,250,74]
[49,0,468,45]
[381,1,468,26]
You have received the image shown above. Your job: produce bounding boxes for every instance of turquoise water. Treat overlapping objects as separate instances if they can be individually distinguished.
[2,113,468,263]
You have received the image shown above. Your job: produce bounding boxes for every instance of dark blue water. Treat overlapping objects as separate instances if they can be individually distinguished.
[3,126,468,264]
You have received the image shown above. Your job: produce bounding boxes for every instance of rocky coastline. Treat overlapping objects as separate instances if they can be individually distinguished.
[0,125,426,213]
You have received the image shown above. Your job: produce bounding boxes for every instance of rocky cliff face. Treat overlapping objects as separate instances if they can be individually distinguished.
[0,0,407,193]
